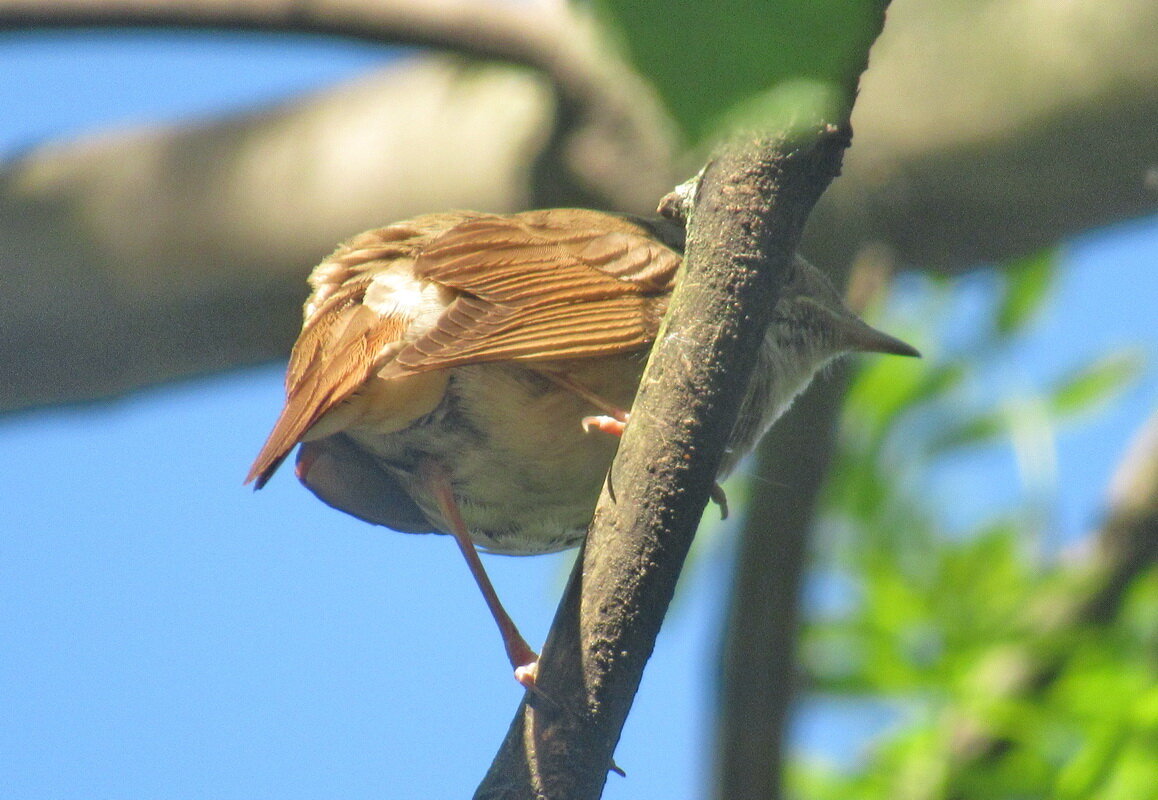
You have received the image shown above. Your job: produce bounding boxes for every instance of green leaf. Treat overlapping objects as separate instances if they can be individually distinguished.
[594,0,887,143]
[845,357,960,443]
[1049,351,1144,417]
[996,247,1058,334]
[927,411,1006,453]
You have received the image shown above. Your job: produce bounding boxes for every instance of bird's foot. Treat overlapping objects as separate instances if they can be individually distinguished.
[710,482,729,520]
[582,413,728,520]
[514,660,539,689]
[581,414,628,436]
[505,633,541,689]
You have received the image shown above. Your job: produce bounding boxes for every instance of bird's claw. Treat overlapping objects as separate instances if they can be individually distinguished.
[581,414,628,436]
[514,660,540,689]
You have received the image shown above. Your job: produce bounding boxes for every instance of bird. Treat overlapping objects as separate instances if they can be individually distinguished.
[246,207,918,686]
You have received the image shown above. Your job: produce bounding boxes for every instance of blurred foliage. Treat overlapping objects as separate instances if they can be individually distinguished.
[787,257,1154,799]
[593,0,886,145]
[996,249,1058,335]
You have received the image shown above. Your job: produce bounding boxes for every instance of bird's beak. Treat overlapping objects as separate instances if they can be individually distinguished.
[835,312,921,358]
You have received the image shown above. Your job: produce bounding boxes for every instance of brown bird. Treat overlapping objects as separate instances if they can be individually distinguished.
[246,208,918,686]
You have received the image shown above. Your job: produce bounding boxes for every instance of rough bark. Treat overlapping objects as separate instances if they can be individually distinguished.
[475,128,854,797]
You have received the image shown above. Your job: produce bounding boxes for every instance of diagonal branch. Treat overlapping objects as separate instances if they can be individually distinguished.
[476,126,853,798]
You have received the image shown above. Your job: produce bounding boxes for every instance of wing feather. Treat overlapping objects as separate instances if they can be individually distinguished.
[383,209,681,376]
[245,235,426,487]
[247,301,406,487]
[249,209,683,486]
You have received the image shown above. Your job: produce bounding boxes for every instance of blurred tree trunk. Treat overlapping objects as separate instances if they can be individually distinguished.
[713,378,850,799]
[1,0,1155,412]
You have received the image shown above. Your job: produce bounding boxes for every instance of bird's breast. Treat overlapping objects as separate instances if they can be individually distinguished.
[343,356,645,555]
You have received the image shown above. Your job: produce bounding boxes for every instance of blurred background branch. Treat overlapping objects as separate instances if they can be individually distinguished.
[2,0,1155,411]
[934,410,1158,789]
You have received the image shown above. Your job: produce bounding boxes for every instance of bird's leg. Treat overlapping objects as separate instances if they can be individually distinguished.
[419,460,540,688]
[540,370,629,435]
[542,370,729,520]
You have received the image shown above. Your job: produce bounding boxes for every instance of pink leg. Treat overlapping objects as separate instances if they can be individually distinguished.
[548,379,729,520]
[540,370,630,433]
[420,460,540,688]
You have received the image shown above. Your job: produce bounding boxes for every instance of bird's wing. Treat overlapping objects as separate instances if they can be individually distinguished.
[246,211,682,487]
[245,225,428,487]
[381,209,681,376]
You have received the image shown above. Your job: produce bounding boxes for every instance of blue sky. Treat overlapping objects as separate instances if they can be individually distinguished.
[1,29,1155,800]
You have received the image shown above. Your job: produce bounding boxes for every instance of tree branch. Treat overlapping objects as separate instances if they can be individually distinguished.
[476,127,852,797]
[0,0,677,211]
[0,0,610,109]
[3,0,1156,412]
[807,0,1158,271]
